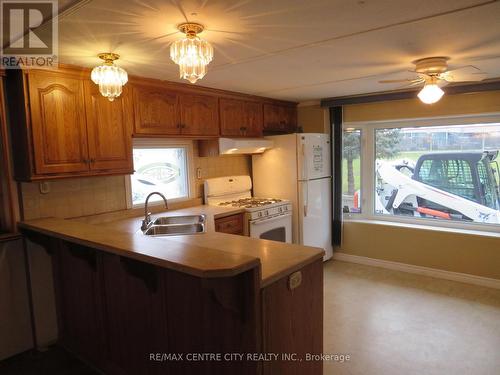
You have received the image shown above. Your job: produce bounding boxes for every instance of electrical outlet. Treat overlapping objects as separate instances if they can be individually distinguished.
[196,168,202,179]
[39,181,50,194]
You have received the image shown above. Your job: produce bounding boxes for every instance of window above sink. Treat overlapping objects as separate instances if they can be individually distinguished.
[126,139,194,208]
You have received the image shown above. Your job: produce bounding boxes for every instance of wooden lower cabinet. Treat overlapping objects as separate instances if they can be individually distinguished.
[54,241,105,369]
[47,237,322,375]
[261,260,323,375]
[214,213,245,235]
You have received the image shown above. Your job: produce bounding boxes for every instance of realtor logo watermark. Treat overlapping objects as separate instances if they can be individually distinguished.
[1,0,58,68]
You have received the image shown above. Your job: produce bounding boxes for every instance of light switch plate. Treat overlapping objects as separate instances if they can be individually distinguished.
[39,181,50,194]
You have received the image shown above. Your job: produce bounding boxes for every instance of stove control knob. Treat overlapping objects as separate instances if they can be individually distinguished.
[278,207,282,213]
[265,210,269,216]
[258,212,262,218]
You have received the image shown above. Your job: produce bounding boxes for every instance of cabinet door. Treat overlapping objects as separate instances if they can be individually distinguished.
[27,71,89,174]
[262,259,323,375]
[84,82,133,173]
[101,254,165,375]
[132,83,180,135]
[263,103,282,131]
[55,243,104,369]
[219,98,245,137]
[283,105,297,132]
[220,98,263,137]
[179,93,219,136]
[263,103,297,133]
[215,213,244,235]
[244,101,263,137]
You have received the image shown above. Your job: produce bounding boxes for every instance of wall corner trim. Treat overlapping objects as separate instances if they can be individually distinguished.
[332,252,500,290]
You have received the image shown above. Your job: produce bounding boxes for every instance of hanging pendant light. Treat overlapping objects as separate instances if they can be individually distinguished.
[170,23,213,84]
[91,53,128,101]
[418,76,444,104]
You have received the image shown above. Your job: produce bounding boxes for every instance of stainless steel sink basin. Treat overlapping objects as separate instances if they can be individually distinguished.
[143,223,205,236]
[140,215,206,237]
[152,214,206,226]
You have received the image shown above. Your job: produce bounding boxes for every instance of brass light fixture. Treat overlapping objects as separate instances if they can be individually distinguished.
[91,53,128,101]
[170,22,214,84]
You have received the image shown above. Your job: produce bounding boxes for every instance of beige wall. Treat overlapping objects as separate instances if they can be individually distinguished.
[339,90,500,280]
[298,104,330,133]
[344,90,500,122]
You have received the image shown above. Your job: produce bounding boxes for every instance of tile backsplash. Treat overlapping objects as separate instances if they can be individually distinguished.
[21,176,127,220]
[193,141,251,198]
[21,142,251,220]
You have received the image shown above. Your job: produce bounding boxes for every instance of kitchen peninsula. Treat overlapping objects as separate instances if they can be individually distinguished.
[19,204,324,375]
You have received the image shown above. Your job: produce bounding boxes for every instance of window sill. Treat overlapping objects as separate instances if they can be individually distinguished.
[343,217,500,239]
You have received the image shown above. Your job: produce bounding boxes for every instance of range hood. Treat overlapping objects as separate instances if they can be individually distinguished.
[219,138,273,155]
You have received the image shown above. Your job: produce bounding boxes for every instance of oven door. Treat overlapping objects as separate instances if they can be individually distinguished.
[249,212,292,243]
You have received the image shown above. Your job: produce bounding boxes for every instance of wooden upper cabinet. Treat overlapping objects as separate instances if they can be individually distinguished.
[179,93,218,136]
[219,98,263,137]
[84,82,133,173]
[244,101,264,137]
[263,103,297,133]
[27,71,90,175]
[132,83,180,135]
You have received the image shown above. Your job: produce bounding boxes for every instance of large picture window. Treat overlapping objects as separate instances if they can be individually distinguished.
[128,140,193,207]
[343,115,500,231]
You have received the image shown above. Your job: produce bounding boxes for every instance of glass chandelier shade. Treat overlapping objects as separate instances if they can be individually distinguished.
[91,53,128,102]
[170,23,213,84]
[417,77,444,104]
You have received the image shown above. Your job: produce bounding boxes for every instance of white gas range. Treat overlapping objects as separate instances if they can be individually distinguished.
[204,176,292,243]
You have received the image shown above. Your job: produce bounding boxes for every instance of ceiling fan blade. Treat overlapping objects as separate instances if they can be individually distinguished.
[378,78,421,84]
[440,66,487,82]
[437,79,450,88]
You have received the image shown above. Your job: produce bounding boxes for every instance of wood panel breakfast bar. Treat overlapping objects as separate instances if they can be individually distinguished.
[18,206,324,375]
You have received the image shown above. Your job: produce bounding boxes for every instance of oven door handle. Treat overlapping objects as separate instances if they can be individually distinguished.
[250,212,292,226]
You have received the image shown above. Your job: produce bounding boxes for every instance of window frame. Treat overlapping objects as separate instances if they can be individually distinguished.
[125,138,195,209]
[342,112,500,233]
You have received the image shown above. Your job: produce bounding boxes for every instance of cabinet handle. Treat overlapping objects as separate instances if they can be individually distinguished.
[90,158,96,163]
[83,158,89,164]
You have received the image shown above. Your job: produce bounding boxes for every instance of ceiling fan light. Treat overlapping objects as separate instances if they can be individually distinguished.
[91,53,128,102]
[417,83,444,104]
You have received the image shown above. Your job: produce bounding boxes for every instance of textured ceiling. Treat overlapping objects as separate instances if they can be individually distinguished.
[57,0,500,101]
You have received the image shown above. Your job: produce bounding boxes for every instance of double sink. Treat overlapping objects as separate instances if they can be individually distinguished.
[142,215,207,237]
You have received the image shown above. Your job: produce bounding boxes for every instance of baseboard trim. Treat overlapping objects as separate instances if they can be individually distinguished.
[332,252,500,290]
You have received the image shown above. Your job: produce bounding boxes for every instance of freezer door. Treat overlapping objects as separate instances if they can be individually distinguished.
[298,178,333,260]
[297,133,331,181]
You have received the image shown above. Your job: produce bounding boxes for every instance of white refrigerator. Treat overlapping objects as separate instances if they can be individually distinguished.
[252,133,333,260]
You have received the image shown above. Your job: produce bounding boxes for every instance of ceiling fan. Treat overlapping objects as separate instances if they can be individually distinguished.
[379,57,488,104]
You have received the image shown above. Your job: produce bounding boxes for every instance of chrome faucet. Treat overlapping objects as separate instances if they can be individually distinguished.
[141,192,169,231]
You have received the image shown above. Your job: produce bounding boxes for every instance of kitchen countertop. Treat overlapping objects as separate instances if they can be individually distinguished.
[19,205,324,287]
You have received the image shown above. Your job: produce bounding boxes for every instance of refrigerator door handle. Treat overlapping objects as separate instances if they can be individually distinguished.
[303,180,308,217]
[301,142,308,181]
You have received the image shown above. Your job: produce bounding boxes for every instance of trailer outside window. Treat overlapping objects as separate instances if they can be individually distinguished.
[342,116,500,231]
